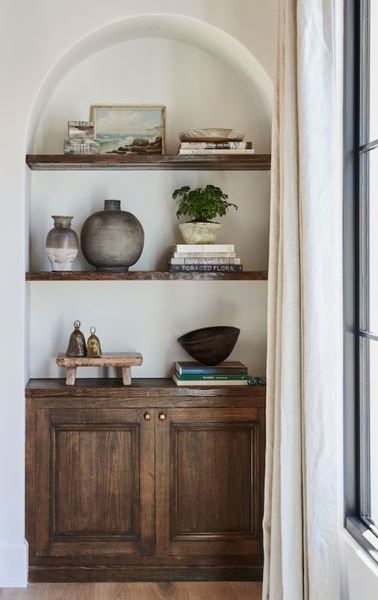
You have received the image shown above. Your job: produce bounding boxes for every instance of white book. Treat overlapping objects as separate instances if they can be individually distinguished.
[173,374,248,387]
[170,257,241,265]
[173,244,235,253]
[180,141,253,149]
[172,252,236,258]
[179,149,256,155]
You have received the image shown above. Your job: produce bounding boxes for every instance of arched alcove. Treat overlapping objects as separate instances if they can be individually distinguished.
[27,13,273,149]
[26,13,272,380]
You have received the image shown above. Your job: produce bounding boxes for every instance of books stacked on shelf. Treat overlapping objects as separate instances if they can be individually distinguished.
[168,244,243,273]
[178,141,255,156]
[172,361,267,387]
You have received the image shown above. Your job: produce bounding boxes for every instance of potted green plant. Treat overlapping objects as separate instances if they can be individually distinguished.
[172,184,238,244]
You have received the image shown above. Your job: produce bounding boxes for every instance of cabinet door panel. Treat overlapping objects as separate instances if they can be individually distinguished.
[34,407,154,558]
[156,407,264,558]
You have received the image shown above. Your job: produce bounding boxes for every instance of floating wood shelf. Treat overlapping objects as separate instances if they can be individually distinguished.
[25,270,268,281]
[26,153,271,171]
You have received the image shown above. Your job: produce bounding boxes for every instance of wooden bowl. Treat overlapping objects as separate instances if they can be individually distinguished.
[177,326,240,366]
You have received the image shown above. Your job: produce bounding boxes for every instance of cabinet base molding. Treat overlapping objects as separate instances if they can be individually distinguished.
[29,565,263,583]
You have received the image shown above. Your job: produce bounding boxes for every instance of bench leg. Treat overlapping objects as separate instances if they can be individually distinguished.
[66,367,77,386]
[122,366,131,385]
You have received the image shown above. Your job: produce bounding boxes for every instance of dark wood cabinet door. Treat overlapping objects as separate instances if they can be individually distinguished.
[33,407,154,558]
[155,406,264,560]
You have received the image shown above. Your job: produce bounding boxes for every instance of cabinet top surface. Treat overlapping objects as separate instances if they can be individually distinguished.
[26,378,266,401]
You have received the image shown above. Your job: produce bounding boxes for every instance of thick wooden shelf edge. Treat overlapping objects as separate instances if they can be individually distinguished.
[26,153,271,171]
[25,270,268,281]
[26,378,267,401]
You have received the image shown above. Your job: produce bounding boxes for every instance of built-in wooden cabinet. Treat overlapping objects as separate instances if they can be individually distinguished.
[26,379,265,582]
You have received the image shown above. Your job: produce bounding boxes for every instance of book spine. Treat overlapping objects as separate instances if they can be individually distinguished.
[179,149,256,155]
[172,252,236,258]
[179,142,253,150]
[177,367,248,375]
[170,258,241,265]
[174,244,235,253]
[175,374,249,381]
[169,264,243,273]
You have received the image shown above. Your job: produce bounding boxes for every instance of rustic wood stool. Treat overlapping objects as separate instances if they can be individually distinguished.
[56,352,143,385]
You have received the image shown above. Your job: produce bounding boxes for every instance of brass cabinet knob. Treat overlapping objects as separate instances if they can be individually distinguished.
[159,413,166,421]
[144,412,151,421]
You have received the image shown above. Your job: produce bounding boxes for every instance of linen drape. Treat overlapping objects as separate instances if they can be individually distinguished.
[262,1,342,598]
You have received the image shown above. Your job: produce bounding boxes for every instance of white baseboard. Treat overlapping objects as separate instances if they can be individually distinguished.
[0,541,28,587]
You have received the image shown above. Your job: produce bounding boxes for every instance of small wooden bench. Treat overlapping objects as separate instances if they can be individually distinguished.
[56,352,143,385]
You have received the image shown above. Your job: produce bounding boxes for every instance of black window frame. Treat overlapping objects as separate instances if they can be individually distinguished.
[344,0,378,562]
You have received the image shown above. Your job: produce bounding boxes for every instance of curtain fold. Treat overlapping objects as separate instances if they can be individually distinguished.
[262,1,342,599]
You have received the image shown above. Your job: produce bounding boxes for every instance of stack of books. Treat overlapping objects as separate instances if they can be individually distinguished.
[168,244,242,273]
[178,141,255,156]
[173,361,250,386]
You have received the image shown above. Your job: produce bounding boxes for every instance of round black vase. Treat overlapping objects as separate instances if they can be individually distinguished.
[81,199,144,271]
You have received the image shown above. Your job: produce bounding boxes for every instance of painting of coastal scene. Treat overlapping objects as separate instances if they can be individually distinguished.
[91,105,165,154]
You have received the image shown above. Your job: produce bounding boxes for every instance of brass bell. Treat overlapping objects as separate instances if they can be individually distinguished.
[66,320,87,357]
[87,326,102,358]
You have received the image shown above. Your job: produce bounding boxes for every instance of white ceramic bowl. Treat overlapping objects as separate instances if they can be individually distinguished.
[179,128,244,142]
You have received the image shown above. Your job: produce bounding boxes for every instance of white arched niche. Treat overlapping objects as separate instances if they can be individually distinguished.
[27,14,272,380]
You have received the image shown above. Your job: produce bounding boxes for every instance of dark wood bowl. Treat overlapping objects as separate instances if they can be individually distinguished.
[177,326,240,366]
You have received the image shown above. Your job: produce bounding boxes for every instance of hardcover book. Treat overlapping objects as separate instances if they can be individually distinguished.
[175,361,248,375]
[170,257,241,265]
[173,244,235,253]
[169,264,243,273]
[172,374,248,386]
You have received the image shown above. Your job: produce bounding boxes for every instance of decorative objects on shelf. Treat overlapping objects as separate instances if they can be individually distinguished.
[65,320,87,357]
[64,120,100,154]
[168,243,243,273]
[86,326,102,358]
[178,129,254,156]
[177,326,240,366]
[173,185,237,244]
[45,216,79,272]
[91,105,166,154]
[81,199,144,271]
[56,352,143,386]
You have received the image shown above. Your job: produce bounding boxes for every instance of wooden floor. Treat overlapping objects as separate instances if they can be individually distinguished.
[0,582,262,600]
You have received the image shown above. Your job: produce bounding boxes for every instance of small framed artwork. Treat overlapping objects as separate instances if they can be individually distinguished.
[91,105,166,154]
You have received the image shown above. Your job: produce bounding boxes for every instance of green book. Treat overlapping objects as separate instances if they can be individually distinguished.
[175,373,249,381]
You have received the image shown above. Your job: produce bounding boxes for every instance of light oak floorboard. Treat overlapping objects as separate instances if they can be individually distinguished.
[0,582,262,600]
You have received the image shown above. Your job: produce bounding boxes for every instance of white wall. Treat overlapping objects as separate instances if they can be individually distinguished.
[0,0,276,587]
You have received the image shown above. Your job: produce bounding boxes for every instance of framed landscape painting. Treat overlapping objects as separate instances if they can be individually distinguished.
[91,105,166,154]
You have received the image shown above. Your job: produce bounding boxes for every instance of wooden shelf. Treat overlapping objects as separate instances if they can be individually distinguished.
[26,378,266,402]
[25,270,268,281]
[26,153,271,171]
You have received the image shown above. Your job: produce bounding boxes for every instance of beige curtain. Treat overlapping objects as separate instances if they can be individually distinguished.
[262,1,342,599]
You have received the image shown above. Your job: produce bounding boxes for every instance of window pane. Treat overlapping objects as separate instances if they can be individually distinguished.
[369,149,378,333]
[370,339,378,525]
[369,0,378,140]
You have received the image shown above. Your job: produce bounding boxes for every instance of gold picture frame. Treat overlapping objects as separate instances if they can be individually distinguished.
[91,105,166,155]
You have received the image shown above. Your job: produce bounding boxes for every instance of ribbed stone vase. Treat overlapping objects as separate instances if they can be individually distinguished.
[81,199,144,271]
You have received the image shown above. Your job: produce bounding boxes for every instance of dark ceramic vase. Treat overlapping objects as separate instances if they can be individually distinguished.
[81,200,144,271]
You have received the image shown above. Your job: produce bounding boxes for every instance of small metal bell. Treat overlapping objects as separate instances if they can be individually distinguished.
[66,320,87,357]
[87,326,102,358]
